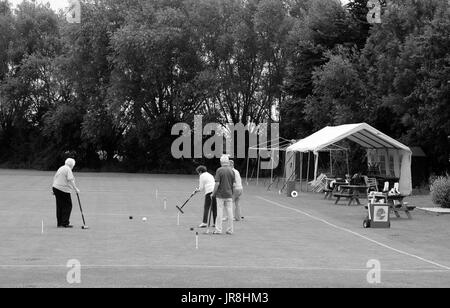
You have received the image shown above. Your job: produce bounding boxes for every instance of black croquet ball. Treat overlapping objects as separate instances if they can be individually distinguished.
[363,219,370,228]
[129,216,133,220]
[190,228,194,231]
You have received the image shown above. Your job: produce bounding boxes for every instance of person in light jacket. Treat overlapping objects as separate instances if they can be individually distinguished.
[196,166,217,228]
[52,158,80,228]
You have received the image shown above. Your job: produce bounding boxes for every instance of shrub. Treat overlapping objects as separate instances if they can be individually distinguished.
[430,175,450,208]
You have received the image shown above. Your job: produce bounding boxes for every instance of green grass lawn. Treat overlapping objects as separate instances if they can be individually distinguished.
[0,170,449,287]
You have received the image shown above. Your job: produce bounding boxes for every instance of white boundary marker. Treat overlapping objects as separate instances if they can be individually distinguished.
[417,207,450,215]
[41,220,44,234]
[257,196,450,271]
[0,264,448,273]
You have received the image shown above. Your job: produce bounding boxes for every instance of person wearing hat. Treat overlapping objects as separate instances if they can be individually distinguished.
[52,158,81,228]
[211,155,235,235]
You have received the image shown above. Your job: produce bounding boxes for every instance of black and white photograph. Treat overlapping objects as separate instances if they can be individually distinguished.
[0,0,449,294]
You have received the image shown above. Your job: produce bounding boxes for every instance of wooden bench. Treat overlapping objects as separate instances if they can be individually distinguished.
[391,202,416,219]
[334,185,368,206]
[334,192,358,206]
[324,187,333,199]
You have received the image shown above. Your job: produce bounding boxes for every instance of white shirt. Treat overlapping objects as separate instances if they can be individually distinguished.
[233,168,243,190]
[199,172,215,195]
[53,165,75,193]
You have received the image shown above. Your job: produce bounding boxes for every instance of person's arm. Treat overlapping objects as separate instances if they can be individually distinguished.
[69,179,80,194]
[211,171,220,197]
[67,169,80,193]
[211,182,219,197]
[197,173,206,192]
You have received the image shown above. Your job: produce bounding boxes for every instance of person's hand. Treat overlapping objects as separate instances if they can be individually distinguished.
[195,188,200,193]
[76,188,81,194]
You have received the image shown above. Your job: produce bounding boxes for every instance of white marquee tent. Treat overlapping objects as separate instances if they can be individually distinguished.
[286,123,413,195]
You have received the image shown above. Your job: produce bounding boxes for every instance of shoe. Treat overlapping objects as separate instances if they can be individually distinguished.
[213,231,222,235]
[62,225,73,228]
[198,223,208,228]
[226,230,233,235]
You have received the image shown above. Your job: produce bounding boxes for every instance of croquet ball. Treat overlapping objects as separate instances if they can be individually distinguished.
[129,216,133,220]
[363,219,370,228]
[190,228,194,231]
[142,217,147,222]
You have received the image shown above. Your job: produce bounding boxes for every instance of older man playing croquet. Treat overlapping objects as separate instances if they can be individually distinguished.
[211,155,235,235]
[52,158,81,228]
[230,160,244,221]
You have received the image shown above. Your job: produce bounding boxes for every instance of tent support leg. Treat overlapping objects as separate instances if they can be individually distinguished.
[306,152,311,192]
[256,154,261,186]
[330,150,333,176]
[300,152,303,192]
[346,151,350,177]
[246,153,250,185]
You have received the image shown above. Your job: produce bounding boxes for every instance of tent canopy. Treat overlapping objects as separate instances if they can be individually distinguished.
[286,123,412,195]
[287,123,411,154]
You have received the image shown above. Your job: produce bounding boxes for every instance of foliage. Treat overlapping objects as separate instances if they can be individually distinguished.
[431,175,450,208]
[0,0,448,177]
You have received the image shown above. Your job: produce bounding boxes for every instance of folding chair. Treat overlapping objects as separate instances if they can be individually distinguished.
[365,177,378,193]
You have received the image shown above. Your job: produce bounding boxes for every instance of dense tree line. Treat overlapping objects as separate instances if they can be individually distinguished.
[0,0,448,177]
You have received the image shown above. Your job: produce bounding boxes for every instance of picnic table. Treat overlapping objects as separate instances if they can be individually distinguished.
[324,179,348,200]
[387,195,415,219]
[334,185,368,206]
[367,193,416,219]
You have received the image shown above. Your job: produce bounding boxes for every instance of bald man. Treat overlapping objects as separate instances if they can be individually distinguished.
[52,158,81,228]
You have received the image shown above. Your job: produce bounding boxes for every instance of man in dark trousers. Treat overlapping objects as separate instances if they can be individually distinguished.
[52,158,81,228]
[195,165,217,228]
[211,155,235,235]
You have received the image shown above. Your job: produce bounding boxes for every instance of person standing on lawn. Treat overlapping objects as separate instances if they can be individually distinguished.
[52,158,81,228]
[211,155,235,235]
[230,160,244,221]
[195,165,217,228]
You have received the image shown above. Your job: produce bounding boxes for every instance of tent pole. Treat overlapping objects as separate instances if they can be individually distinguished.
[256,154,261,186]
[299,152,303,192]
[314,152,319,181]
[245,151,250,185]
[282,152,287,188]
[346,150,350,177]
[306,152,311,192]
[270,150,274,185]
[330,150,333,176]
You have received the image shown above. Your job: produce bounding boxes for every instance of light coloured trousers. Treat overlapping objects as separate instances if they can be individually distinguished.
[215,198,233,233]
[233,188,243,221]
